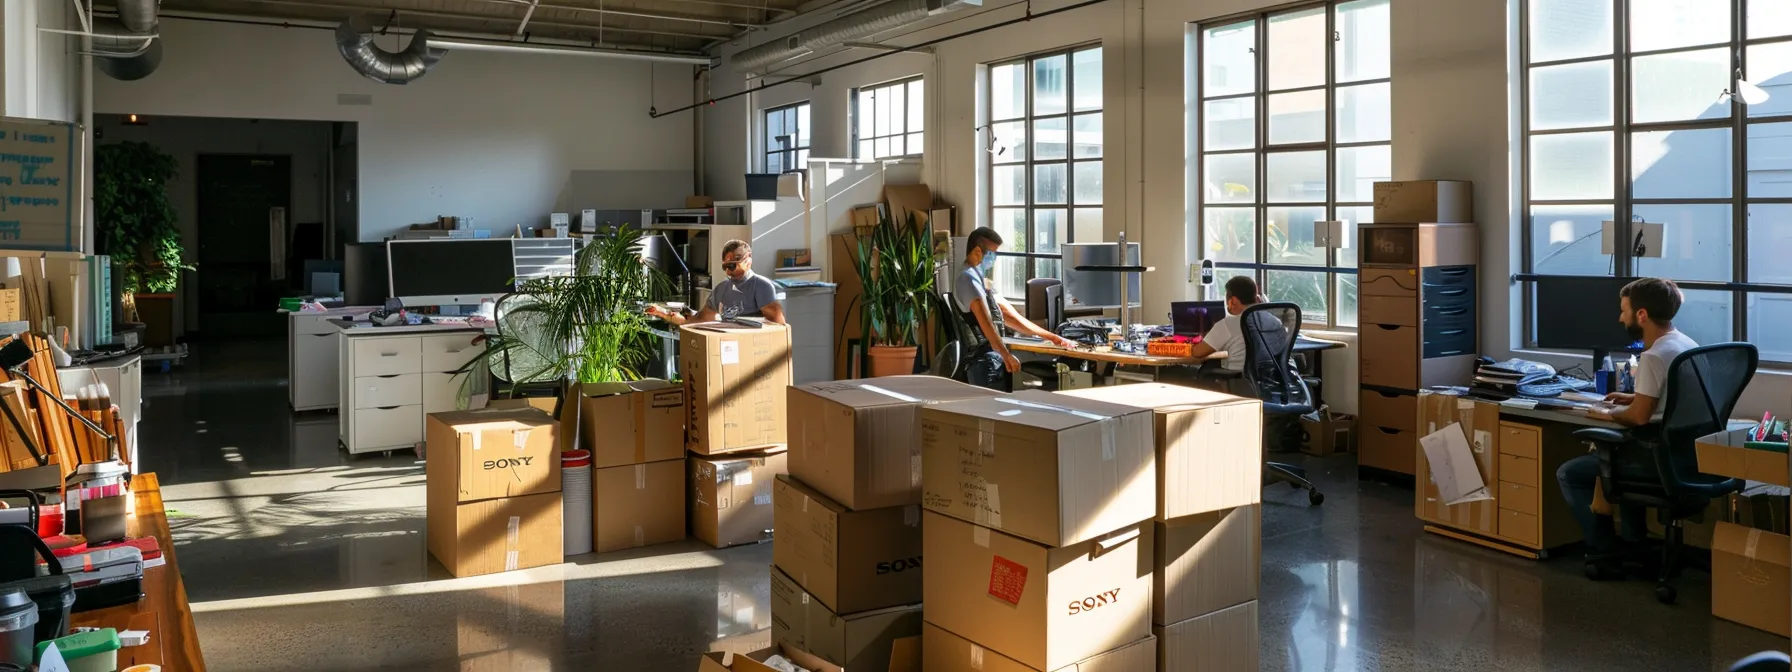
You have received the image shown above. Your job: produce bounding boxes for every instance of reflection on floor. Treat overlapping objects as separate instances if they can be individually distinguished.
[141,339,1785,671]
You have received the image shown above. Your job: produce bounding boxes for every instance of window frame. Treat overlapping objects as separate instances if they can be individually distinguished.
[1517,0,1792,360]
[763,101,811,174]
[983,43,1106,298]
[852,76,926,160]
[1193,1,1391,330]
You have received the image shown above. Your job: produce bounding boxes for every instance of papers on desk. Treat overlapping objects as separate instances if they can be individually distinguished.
[1420,422,1493,506]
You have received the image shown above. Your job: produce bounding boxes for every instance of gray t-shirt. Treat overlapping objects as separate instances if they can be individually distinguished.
[1635,329,1698,404]
[705,271,783,317]
[953,266,1006,335]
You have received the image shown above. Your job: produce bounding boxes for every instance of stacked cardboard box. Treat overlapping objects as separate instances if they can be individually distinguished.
[919,390,1159,671]
[574,380,689,554]
[1060,384,1263,672]
[682,322,794,548]
[765,376,997,671]
[425,408,564,577]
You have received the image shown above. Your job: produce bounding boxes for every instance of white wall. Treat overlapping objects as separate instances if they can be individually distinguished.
[95,18,696,241]
[2,0,80,123]
[703,0,1791,414]
[96,114,335,332]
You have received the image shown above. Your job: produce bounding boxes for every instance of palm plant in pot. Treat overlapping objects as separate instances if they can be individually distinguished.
[460,225,671,399]
[851,213,936,378]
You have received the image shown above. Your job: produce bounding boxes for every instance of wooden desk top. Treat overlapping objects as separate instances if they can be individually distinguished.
[70,473,207,671]
[1004,338,1223,367]
[1498,404,1625,430]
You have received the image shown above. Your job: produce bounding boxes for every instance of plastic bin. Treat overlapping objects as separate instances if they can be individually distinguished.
[36,628,119,672]
[0,589,37,666]
[0,575,73,644]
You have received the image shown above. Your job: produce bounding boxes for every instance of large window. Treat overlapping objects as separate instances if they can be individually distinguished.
[1194,0,1391,328]
[1521,0,1792,360]
[985,45,1104,301]
[764,102,810,174]
[854,77,925,159]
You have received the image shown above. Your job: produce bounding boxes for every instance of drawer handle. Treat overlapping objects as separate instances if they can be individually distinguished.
[1374,324,1400,331]
[1376,426,1400,435]
[312,333,333,338]
[377,374,401,379]
[1435,349,1467,356]
[1438,268,1468,276]
[1436,288,1467,296]
[1435,307,1468,316]
[1375,390,1400,398]
[380,352,399,357]
[378,405,401,410]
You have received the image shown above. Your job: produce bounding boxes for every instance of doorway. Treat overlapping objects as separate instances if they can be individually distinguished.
[196,155,291,337]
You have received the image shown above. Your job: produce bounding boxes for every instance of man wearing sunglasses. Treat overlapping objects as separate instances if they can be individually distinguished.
[646,239,786,325]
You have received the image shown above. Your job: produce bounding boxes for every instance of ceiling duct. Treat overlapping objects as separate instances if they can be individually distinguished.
[95,0,161,80]
[335,16,446,85]
[731,0,980,75]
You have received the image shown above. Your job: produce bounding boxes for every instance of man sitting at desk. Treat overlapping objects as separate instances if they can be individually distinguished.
[1556,277,1697,560]
[1186,275,1271,372]
[953,226,1072,390]
[645,239,786,326]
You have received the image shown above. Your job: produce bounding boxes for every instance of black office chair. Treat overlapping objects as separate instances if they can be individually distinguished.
[930,292,972,381]
[1209,302,1324,506]
[1731,652,1792,672]
[1572,342,1757,604]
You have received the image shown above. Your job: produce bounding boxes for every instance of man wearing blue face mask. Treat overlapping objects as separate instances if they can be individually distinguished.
[952,227,1073,390]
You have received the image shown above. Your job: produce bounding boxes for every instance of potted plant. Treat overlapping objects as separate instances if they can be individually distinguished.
[851,213,936,377]
[463,225,671,395]
[94,141,191,326]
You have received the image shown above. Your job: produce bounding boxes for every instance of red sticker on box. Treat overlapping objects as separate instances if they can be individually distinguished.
[987,555,1029,606]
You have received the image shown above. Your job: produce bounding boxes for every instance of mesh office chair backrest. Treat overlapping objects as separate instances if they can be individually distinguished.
[1658,342,1758,485]
[1239,302,1312,411]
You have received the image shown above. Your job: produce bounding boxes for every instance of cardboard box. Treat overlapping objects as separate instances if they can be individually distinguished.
[921,623,1156,672]
[692,449,788,548]
[576,380,686,468]
[1056,384,1262,520]
[1712,521,1790,637]
[486,389,576,453]
[772,475,922,614]
[426,408,562,503]
[1155,505,1259,626]
[1155,600,1258,672]
[882,184,932,229]
[1697,428,1790,487]
[1416,394,1499,535]
[1300,412,1356,456]
[1736,483,1791,535]
[920,390,1155,547]
[1371,180,1472,223]
[593,459,685,553]
[922,511,1152,671]
[697,640,920,672]
[682,322,793,455]
[790,376,1001,510]
[427,490,563,577]
[770,566,923,672]
[0,288,18,322]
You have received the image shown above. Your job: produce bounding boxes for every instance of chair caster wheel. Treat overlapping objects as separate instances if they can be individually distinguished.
[1308,490,1324,506]
[1655,584,1676,604]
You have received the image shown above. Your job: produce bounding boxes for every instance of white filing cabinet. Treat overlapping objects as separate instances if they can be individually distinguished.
[337,325,483,455]
[782,285,836,384]
[289,308,373,411]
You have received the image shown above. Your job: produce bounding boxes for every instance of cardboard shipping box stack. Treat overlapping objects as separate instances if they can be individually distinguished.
[681,322,793,456]
[1059,383,1264,672]
[574,380,690,554]
[763,376,989,667]
[425,408,564,577]
[1695,427,1792,637]
[919,390,1159,671]
[691,448,787,548]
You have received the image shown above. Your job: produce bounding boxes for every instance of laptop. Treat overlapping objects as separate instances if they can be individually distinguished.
[1170,301,1226,338]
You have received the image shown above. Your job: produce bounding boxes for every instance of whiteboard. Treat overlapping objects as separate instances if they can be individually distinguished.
[0,117,77,251]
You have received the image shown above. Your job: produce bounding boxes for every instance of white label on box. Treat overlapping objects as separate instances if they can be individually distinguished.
[513,427,532,451]
[720,340,740,365]
[471,432,482,451]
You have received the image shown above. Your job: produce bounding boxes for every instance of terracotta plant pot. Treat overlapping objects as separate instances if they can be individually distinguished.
[866,346,918,378]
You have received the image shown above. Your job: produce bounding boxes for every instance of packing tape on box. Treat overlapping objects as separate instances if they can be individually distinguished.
[978,419,995,457]
[859,383,919,402]
[994,398,1117,460]
[634,525,644,547]
[513,427,532,451]
[471,431,481,451]
[636,464,647,489]
[505,515,521,571]
[969,643,984,670]
[973,526,990,548]
[904,505,919,527]
[911,453,922,488]
[633,397,647,464]
[973,483,1002,528]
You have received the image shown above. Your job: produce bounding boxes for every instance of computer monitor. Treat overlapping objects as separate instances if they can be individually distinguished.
[1170,300,1226,337]
[387,239,517,305]
[1534,275,1645,362]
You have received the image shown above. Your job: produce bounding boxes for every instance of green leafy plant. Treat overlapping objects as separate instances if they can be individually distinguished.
[852,213,936,348]
[94,142,191,297]
[463,226,671,395]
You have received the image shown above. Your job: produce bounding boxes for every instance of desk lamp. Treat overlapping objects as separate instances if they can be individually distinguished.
[0,338,117,465]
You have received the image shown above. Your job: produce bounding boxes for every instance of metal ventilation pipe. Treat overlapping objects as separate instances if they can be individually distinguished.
[335,16,446,85]
[731,0,979,75]
[94,0,161,80]
[115,0,158,33]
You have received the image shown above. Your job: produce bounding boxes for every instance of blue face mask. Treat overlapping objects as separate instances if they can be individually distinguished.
[978,251,998,274]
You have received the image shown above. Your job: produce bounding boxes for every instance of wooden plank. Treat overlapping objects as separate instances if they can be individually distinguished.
[70,473,208,671]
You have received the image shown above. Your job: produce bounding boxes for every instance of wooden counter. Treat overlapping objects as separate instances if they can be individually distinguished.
[69,473,207,671]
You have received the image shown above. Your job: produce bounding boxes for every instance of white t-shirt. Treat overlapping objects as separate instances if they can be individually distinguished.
[1634,330,1698,404]
[1203,314,1249,372]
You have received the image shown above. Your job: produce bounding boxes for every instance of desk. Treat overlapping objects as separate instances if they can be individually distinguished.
[70,473,207,671]
[1005,338,1219,368]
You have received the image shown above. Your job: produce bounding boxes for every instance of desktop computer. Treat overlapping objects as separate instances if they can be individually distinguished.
[1533,275,1645,364]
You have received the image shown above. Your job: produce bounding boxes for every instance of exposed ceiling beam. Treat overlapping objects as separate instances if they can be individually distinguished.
[653,0,798,17]
[181,0,733,40]
[463,0,761,30]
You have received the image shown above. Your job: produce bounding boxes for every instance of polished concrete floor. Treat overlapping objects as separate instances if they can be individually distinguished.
[140,340,1786,671]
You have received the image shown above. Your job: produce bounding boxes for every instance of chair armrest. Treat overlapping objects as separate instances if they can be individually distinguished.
[1198,360,1242,379]
[1571,427,1626,446]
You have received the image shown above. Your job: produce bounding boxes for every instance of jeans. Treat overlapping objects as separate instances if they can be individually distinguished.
[1556,451,1657,553]
[964,344,1009,392]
